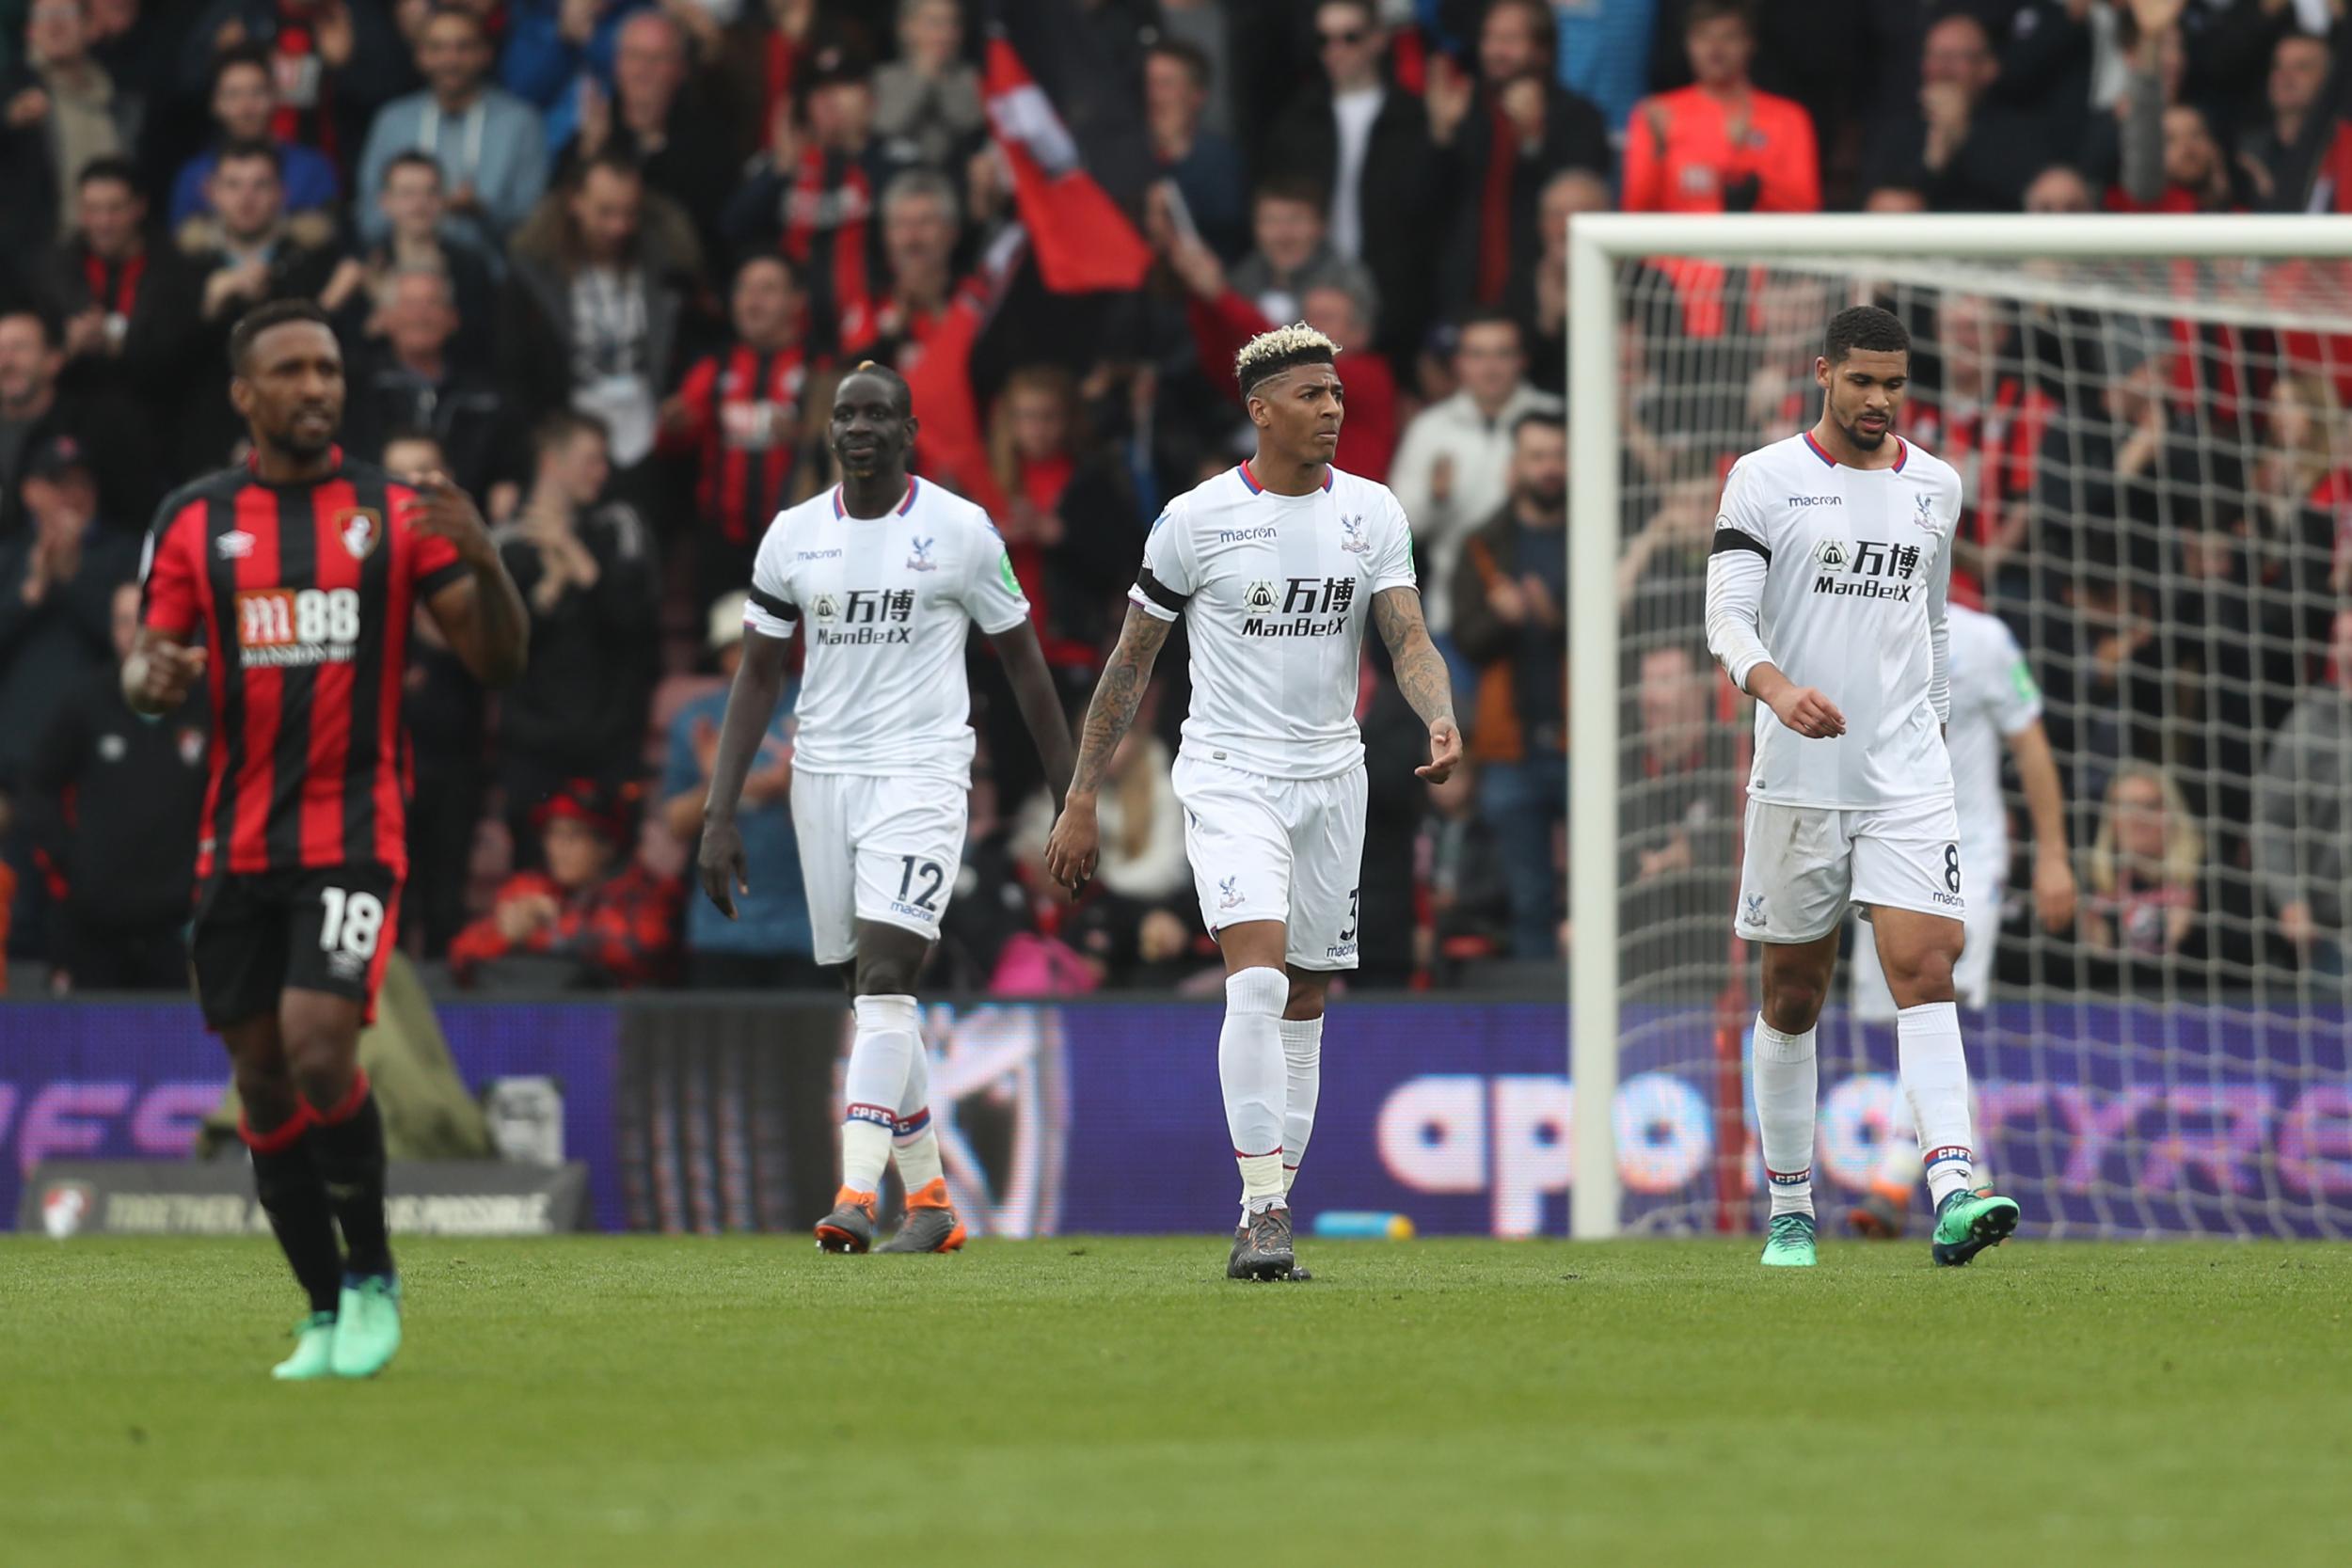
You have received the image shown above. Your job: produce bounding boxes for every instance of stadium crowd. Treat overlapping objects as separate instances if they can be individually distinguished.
[0,0,2348,996]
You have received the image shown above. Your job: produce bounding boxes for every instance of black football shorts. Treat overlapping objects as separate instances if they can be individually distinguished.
[190,863,401,1029]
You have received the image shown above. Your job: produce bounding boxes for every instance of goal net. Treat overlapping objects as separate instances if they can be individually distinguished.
[1568,215,2352,1241]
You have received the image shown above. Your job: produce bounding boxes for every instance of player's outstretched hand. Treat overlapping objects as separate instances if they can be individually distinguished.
[1767,685,1846,739]
[697,816,748,919]
[405,472,494,562]
[131,640,207,710]
[1044,798,1099,892]
[1416,716,1464,783]
[2033,846,2078,932]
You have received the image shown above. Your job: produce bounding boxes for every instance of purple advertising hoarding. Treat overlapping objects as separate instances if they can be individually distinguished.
[4,999,2346,1239]
[0,1002,624,1230]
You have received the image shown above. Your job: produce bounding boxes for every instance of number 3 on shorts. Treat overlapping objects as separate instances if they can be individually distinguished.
[320,886,386,958]
[1943,844,1962,895]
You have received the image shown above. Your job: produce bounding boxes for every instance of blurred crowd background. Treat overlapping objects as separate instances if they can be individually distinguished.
[1,0,2348,1000]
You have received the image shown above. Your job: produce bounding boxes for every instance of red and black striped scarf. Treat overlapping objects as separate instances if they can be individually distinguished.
[79,247,146,319]
[780,147,875,356]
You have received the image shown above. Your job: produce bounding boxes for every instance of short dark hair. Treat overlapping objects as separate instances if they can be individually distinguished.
[1486,0,1557,63]
[732,250,800,289]
[1686,0,1753,30]
[76,155,141,195]
[1510,411,1565,447]
[215,137,284,179]
[423,2,490,42]
[1454,307,1525,350]
[1149,38,1212,90]
[1823,305,1909,363]
[572,149,643,192]
[533,409,611,458]
[207,42,273,99]
[1253,173,1328,213]
[230,299,334,374]
[383,150,443,189]
[0,308,62,351]
[837,359,914,418]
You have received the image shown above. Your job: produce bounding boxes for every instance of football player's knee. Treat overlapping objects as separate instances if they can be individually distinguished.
[1761,972,1828,1032]
[1888,941,1958,1002]
[1284,974,1327,1021]
[232,1055,300,1127]
[280,1022,359,1110]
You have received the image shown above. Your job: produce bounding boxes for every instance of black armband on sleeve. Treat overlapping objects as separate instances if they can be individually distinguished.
[1134,565,1189,614]
[749,585,799,622]
[1711,529,1772,562]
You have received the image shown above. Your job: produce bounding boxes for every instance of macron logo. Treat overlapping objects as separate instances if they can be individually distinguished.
[1217,527,1278,543]
[1786,496,1842,507]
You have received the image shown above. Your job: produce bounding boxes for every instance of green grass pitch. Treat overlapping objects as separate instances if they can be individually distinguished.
[3,1235,2347,1567]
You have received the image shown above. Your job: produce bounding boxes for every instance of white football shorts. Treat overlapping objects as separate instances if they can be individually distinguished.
[788,770,967,965]
[1734,796,1966,946]
[1171,752,1366,971]
[1848,835,2003,1018]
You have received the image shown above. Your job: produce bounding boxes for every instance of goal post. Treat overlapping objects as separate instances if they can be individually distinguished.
[1566,214,2352,1243]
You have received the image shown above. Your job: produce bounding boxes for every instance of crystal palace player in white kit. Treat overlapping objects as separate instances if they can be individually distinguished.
[698,364,1072,1255]
[1046,325,1461,1282]
[1704,305,2021,1268]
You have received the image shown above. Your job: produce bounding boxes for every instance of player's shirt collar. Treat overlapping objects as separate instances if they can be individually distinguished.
[1801,431,1907,471]
[242,445,347,487]
[1237,460,1334,496]
[833,477,921,518]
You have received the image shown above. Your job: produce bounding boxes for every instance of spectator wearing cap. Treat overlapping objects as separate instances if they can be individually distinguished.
[1423,0,1610,319]
[0,434,138,792]
[659,253,819,614]
[448,778,683,990]
[558,8,737,261]
[723,39,906,358]
[1264,0,1441,366]
[1145,38,1248,264]
[493,410,660,867]
[24,580,207,990]
[355,4,551,248]
[0,0,143,255]
[873,0,985,174]
[660,592,821,990]
[168,43,341,227]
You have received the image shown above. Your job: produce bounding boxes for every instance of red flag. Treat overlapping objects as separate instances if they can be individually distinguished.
[983,37,1152,293]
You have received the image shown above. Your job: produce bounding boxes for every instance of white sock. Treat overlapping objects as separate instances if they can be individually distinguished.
[1752,1015,1818,1217]
[1898,1000,1977,1206]
[1221,968,1289,1209]
[841,994,919,1193]
[892,1022,945,1192]
[1279,1015,1323,1196]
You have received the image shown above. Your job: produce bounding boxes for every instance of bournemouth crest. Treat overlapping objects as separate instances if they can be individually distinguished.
[335,506,382,561]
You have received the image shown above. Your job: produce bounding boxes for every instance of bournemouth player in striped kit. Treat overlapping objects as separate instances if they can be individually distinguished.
[129,300,529,1378]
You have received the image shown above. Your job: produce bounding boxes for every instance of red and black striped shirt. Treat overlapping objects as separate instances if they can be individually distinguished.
[138,451,468,882]
[667,341,809,547]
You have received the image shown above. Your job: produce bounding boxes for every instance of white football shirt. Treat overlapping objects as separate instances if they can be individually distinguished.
[1129,462,1418,780]
[1946,601,2043,869]
[1708,432,1961,810]
[744,477,1029,784]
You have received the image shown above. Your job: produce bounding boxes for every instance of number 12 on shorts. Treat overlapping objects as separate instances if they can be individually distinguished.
[320,886,386,958]
[897,856,944,912]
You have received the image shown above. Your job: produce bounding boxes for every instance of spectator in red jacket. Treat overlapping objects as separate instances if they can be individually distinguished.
[449,778,682,990]
[1622,0,1819,217]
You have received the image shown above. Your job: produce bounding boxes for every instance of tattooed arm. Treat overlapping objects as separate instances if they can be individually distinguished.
[1044,604,1173,888]
[1371,585,1464,783]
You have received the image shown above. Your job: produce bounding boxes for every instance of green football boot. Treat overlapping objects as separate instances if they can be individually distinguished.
[330,1275,403,1378]
[1931,1188,2020,1266]
[271,1311,339,1381]
[1759,1212,1818,1267]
